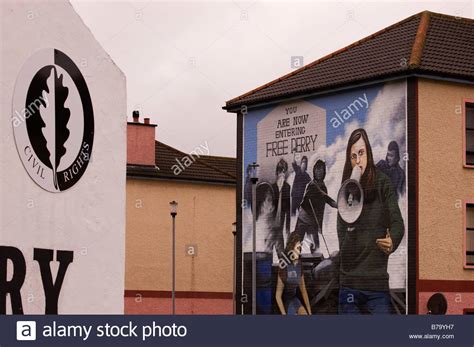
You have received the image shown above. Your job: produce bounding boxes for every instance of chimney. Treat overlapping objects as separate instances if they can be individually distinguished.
[127,111,157,166]
[132,110,139,123]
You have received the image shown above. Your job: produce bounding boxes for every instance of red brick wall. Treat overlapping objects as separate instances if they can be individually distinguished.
[127,123,156,166]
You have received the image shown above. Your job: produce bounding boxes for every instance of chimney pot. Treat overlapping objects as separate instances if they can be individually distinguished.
[144,118,150,124]
[132,110,139,123]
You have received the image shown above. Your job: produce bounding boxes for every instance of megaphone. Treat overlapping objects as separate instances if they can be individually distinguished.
[337,166,364,224]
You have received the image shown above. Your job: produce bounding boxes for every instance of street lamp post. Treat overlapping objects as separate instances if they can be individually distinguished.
[169,200,178,315]
[232,222,237,315]
[249,162,259,315]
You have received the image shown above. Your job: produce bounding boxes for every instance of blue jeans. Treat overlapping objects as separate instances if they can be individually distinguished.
[338,287,392,314]
[256,256,273,314]
[286,298,303,315]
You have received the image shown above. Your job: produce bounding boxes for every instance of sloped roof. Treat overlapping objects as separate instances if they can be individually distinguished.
[127,141,236,184]
[224,11,474,110]
[199,154,238,176]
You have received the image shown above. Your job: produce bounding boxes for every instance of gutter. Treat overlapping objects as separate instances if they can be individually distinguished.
[126,174,236,187]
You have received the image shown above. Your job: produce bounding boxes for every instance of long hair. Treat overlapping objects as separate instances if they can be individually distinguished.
[255,182,274,220]
[279,232,302,282]
[284,232,302,259]
[313,159,326,181]
[387,140,400,164]
[275,158,288,176]
[342,128,376,201]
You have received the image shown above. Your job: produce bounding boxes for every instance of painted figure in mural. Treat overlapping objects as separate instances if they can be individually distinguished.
[291,154,311,215]
[337,128,405,314]
[251,182,277,314]
[294,159,337,253]
[275,232,312,315]
[271,159,291,258]
[376,141,406,199]
[244,164,253,210]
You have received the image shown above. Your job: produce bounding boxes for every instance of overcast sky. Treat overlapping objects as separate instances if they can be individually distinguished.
[70,0,472,157]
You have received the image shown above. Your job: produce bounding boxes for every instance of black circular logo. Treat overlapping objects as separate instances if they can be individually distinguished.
[12,49,94,192]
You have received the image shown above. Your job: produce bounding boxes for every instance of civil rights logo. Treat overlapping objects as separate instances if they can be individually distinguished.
[12,49,94,192]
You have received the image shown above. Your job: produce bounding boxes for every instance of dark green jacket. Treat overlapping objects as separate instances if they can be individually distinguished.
[337,169,404,291]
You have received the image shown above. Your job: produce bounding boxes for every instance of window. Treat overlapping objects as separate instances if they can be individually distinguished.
[465,102,474,167]
[466,203,474,268]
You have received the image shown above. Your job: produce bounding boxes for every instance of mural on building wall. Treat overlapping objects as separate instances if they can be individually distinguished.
[242,81,408,314]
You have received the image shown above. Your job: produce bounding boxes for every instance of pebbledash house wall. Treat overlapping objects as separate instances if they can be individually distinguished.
[417,78,474,314]
[125,178,235,314]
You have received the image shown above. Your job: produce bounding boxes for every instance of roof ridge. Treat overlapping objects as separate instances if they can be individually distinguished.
[428,11,474,22]
[409,11,431,69]
[225,11,424,108]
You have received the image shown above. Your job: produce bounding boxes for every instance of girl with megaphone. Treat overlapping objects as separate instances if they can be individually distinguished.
[337,128,404,314]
